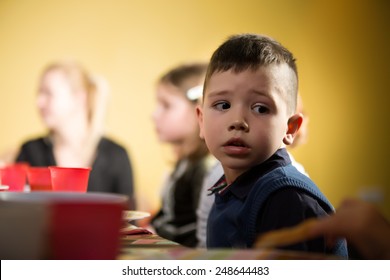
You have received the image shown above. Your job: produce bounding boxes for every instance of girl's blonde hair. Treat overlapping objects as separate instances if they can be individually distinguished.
[159,63,209,160]
[159,62,208,103]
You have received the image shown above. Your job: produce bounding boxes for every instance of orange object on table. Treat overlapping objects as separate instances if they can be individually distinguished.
[27,167,52,191]
[0,163,28,192]
[49,166,91,192]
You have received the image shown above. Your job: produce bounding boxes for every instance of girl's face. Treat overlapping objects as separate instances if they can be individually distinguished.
[152,82,199,143]
[36,69,83,129]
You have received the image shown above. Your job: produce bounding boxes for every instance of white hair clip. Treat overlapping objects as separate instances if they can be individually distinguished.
[186,85,203,101]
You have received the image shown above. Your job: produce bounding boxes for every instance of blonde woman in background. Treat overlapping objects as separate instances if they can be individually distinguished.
[14,60,136,209]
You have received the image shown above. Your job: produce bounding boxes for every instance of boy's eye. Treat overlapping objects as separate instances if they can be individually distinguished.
[214,101,230,111]
[252,104,269,114]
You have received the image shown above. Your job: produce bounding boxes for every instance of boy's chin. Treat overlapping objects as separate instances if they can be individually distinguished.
[219,160,258,172]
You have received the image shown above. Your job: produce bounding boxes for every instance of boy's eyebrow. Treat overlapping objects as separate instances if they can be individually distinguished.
[206,89,273,100]
[206,90,230,98]
[251,89,269,97]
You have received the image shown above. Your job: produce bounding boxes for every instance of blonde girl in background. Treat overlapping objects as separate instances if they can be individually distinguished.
[151,63,215,247]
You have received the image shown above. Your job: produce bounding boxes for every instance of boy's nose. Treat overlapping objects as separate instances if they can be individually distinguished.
[228,120,249,132]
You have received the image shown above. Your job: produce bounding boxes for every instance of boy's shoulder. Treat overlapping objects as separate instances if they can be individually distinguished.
[250,164,333,211]
[259,164,316,189]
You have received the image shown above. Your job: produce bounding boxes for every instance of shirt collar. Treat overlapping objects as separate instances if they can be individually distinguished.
[207,176,228,195]
[208,148,291,198]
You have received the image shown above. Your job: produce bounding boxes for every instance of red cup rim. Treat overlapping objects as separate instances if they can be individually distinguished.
[28,166,49,169]
[48,166,92,171]
[28,167,50,171]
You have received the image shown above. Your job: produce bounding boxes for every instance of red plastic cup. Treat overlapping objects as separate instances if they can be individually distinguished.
[50,202,125,259]
[27,167,52,191]
[0,164,28,192]
[49,167,91,192]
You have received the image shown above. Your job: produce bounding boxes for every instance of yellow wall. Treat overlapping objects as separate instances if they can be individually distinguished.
[1,0,389,217]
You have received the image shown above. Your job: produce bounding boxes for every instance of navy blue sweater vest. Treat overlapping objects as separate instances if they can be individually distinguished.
[207,164,348,258]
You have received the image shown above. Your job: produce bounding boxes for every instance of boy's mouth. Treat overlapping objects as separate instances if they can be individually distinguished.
[223,138,250,156]
[224,138,249,148]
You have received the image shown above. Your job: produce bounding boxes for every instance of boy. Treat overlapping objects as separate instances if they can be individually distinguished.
[196,34,347,257]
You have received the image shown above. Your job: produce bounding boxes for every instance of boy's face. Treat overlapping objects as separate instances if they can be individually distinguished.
[197,65,301,183]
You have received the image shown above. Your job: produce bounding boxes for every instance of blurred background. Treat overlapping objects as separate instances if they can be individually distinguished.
[0,0,389,218]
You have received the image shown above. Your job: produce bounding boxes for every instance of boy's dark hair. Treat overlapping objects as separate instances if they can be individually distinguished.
[204,34,298,112]
[159,63,208,101]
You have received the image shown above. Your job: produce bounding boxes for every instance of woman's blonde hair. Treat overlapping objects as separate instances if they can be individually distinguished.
[40,60,99,123]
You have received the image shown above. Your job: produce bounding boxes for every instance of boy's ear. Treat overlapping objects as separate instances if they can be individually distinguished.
[283,113,303,145]
[196,105,204,139]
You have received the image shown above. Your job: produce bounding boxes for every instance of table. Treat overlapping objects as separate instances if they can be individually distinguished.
[121,234,181,249]
[118,233,338,260]
[118,234,183,259]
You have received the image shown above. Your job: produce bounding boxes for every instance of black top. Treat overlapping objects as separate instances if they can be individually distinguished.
[151,157,210,248]
[16,136,136,209]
